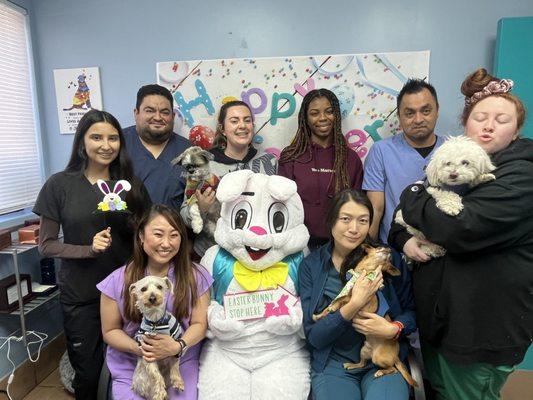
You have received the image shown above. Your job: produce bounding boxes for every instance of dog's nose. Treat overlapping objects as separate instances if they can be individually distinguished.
[449,172,458,179]
[149,294,157,304]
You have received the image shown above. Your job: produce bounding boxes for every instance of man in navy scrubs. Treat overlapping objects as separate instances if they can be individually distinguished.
[123,84,191,208]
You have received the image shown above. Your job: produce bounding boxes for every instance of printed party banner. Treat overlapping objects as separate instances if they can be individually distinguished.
[157,52,429,159]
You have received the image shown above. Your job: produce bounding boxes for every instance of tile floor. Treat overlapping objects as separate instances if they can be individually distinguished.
[21,368,73,400]
[0,364,529,400]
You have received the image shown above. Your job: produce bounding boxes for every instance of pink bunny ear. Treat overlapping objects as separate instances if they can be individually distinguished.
[97,179,111,194]
[112,180,132,195]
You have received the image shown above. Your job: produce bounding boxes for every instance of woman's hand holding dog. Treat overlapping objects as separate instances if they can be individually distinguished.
[196,187,216,213]
[139,334,181,362]
[340,267,383,321]
[352,312,398,339]
[92,227,111,253]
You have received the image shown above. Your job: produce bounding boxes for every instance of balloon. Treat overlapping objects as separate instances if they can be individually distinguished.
[173,108,185,134]
[189,125,215,150]
[330,84,355,119]
[265,147,281,159]
[158,61,189,84]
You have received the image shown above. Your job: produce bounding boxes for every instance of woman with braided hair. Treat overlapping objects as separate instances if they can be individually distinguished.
[279,89,363,250]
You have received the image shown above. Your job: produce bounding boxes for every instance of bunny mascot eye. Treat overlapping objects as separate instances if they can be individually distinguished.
[231,201,253,230]
[268,202,288,233]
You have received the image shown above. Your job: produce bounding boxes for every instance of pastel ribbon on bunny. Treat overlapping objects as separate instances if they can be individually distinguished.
[96,179,132,211]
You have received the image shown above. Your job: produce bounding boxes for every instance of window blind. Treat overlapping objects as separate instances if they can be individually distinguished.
[0,2,42,215]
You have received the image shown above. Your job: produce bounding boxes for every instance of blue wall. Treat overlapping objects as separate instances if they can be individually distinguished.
[28,0,533,176]
[3,0,533,379]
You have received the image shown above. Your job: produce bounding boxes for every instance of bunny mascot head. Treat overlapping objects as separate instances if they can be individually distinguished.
[198,170,311,400]
[210,170,309,302]
[215,170,309,269]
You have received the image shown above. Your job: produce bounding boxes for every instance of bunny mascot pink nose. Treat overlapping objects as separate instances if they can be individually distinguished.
[249,226,267,235]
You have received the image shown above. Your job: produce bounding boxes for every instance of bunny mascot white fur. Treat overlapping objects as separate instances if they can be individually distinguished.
[197,170,311,400]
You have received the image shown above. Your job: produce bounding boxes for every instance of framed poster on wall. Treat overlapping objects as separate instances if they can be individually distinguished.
[53,67,103,134]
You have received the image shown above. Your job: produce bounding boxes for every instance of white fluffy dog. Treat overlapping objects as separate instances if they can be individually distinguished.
[395,136,496,258]
[130,275,185,400]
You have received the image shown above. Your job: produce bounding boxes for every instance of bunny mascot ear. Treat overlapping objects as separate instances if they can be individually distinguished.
[216,170,256,202]
[113,180,132,195]
[97,179,111,195]
[266,175,297,201]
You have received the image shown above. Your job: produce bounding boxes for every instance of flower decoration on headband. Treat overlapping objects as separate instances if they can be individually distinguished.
[465,79,514,107]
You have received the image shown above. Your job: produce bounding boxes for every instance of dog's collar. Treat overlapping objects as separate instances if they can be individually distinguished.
[145,313,171,326]
[143,313,171,333]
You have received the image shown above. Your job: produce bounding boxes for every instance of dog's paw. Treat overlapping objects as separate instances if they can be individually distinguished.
[394,209,407,227]
[433,190,463,216]
[191,218,204,234]
[421,243,446,258]
[171,375,185,392]
[374,370,385,378]
[438,200,463,216]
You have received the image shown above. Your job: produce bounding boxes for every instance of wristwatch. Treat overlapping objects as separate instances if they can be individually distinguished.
[175,338,188,358]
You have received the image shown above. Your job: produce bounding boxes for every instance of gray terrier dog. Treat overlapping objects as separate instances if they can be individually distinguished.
[173,146,221,235]
[130,275,185,400]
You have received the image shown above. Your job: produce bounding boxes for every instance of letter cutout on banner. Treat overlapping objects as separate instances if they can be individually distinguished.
[270,93,296,126]
[294,78,316,97]
[363,119,384,143]
[345,129,369,158]
[173,79,215,127]
[241,88,268,115]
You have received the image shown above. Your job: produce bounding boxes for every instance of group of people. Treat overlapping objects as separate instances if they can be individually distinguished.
[31,66,532,400]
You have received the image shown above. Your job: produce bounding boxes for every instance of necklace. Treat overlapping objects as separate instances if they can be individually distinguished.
[146,264,170,277]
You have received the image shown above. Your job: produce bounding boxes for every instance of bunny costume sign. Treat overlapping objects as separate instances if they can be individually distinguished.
[198,170,310,400]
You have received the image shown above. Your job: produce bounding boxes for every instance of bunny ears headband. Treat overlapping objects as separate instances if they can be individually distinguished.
[97,179,131,212]
[97,179,131,196]
[465,79,514,107]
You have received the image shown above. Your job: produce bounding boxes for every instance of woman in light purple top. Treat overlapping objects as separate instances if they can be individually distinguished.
[98,204,213,400]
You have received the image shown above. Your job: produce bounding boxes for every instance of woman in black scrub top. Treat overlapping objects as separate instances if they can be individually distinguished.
[33,109,150,400]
